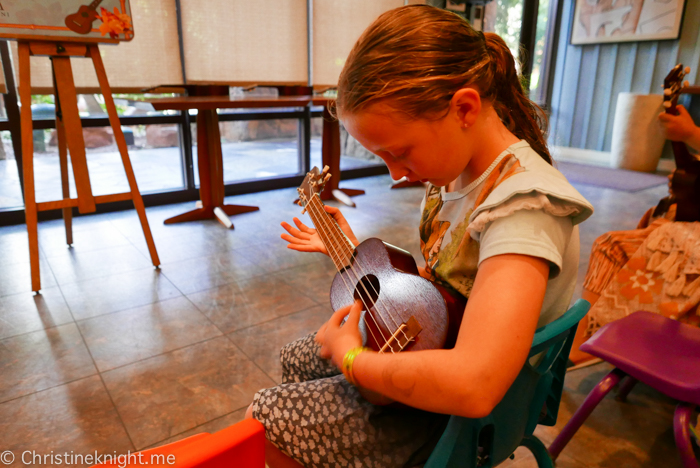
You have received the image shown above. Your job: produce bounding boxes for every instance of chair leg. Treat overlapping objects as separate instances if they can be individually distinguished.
[615,376,638,402]
[548,368,626,460]
[521,435,554,468]
[674,403,699,468]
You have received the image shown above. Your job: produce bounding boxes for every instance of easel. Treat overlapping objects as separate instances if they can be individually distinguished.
[18,40,160,292]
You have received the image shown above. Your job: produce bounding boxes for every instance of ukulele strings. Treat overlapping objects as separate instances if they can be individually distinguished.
[306,205,399,354]
[304,200,389,350]
[312,197,411,348]
[308,197,401,339]
[308,196,411,351]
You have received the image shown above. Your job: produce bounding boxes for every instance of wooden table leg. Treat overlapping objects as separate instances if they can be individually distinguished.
[18,42,41,292]
[164,109,258,228]
[319,108,364,207]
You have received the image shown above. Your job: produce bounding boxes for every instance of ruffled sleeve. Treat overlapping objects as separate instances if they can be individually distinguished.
[468,192,586,239]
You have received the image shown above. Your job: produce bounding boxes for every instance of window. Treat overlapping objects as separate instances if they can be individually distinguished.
[484,0,559,104]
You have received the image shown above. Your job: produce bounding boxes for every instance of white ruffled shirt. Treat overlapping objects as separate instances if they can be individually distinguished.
[419,140,594,328]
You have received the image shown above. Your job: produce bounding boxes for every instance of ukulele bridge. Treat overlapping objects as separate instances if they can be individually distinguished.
[379,316,422,353]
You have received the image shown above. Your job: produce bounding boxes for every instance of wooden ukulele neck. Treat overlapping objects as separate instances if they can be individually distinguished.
[305,195,355,271]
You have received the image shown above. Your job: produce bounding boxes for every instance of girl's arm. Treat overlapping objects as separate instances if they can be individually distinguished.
[319,253,549,418]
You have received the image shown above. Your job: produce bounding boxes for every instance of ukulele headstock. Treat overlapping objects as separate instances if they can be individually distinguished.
[662,64,691,113]
[297,166,331,214]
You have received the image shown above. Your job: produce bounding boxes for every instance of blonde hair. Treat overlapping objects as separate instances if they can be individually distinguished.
[336,5,552,164]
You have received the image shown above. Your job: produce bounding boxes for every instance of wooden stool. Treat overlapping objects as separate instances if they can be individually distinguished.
[18,40,160,292]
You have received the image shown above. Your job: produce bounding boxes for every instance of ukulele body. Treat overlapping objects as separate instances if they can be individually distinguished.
[329,237,466,353]
[65,5,98,34]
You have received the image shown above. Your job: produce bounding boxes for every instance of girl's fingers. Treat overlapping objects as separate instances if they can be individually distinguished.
[285,243,316,252]
[281,233,307,245]
[329,304,353,327]
[293,217,315,234]
[316,322,328,343]
[329,300,364,328]
[281,222,311,240]
[325,206,345,222]
[346,300,363,327]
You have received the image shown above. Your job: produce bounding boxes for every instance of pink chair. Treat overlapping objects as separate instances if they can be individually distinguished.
[548,311,700,468]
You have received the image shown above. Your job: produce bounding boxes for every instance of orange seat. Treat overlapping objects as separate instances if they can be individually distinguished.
[93,419,265,467]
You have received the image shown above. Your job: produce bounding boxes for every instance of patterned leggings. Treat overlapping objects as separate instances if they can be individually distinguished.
[251,332,449,468]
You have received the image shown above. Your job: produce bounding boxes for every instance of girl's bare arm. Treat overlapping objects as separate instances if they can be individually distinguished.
[348,253,549,418]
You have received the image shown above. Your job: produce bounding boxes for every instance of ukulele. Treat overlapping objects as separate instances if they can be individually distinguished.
[296,167,466,356]
[65,0,103,35]
[653,64,700,222]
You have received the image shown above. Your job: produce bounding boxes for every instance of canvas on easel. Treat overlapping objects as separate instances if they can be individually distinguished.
[2,0,160,293]
[0,0,133,43]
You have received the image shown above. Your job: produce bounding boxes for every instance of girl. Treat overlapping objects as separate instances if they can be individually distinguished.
[246,5,593,467]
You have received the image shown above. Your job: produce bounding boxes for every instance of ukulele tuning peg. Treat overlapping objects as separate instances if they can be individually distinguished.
[663,101,672,108]
[684,66,691,74]
[683,80,689,88]
[664,88,672,96]
[323,173,332,184]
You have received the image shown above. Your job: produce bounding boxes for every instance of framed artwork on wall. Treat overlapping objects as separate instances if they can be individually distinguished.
[0,0,133,43]
[571,0,686,45]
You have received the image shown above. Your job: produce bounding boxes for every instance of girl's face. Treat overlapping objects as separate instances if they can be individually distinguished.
[341,103,473,188]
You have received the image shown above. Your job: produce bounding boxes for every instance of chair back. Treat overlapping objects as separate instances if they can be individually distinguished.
[92,419,265,468]
[425,299,590,468]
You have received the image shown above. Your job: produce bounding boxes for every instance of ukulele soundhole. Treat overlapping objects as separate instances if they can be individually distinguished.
[353,274,380,309]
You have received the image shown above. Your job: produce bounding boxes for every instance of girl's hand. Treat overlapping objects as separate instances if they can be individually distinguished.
[281,206,360,256]
[658,105,697,143]
[315,300,364,368]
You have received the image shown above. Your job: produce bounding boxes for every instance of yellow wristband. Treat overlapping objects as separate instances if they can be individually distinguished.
[342,346,370,386]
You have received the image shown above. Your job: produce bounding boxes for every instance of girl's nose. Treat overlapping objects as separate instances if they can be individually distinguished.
[385,161,408,181]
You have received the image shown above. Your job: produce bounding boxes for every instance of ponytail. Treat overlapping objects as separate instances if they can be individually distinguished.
[483,33,552,164]
[337,5,553,165]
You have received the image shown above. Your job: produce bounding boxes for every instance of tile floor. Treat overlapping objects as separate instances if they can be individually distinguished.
[0,170,686,467]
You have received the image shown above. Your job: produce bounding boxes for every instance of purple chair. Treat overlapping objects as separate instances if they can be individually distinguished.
[548,311,700,468]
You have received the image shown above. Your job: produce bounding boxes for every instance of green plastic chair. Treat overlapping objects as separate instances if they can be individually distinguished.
[425,299,591,468]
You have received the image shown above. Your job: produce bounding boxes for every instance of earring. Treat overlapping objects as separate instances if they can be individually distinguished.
[462,123,469,129]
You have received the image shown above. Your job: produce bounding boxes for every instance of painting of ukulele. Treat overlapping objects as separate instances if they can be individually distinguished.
[653,64,700,222]
[296,166,466,356]
[65,0,104,35]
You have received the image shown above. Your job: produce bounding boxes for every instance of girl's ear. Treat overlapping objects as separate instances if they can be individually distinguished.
[450,88,482,128]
